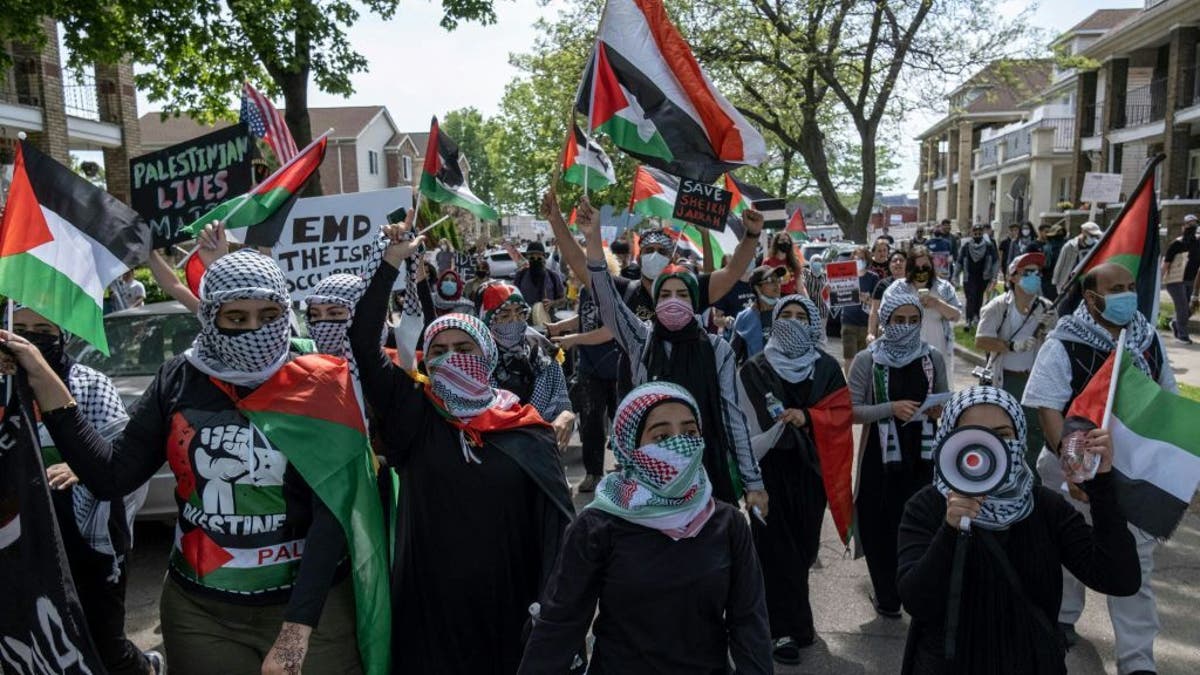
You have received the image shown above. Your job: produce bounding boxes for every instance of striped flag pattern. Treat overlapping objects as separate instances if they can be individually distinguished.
[241,82,299,163]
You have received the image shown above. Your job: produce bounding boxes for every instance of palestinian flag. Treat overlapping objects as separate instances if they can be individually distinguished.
[575,0,766,182]
[629,165,679,221]
[663,225,702,260]
[419,117,499,221]
[1067,346,1200,538]
[786,207,809,242]
[1059,154,1163,317]
[561,123,615,191]
[0,141,149,355]
[182,132,328,247]
[724,174,773,229]
[673,223,739,267]
[808,387,855,545]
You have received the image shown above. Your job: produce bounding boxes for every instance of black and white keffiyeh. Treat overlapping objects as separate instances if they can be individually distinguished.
[1048,302,1155,375]
[764,295,824,383]
[185,249,293,387]
[932,386,1035,530]
[869,292,930,368]
[304,273,367,357]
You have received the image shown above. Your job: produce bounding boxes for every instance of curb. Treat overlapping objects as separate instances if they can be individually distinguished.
[953,343,988,367]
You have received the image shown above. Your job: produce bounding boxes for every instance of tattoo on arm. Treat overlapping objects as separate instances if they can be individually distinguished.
[273,624,307,674]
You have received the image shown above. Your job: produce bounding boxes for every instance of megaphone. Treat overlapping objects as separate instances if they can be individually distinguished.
[934,426,1011,498]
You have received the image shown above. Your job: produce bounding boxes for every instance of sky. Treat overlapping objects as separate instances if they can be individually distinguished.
[136,0,1147,197]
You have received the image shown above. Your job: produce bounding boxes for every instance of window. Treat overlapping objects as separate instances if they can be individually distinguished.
[368,150,379,175]
[1057,176,1069,203]
[402,155,413,181]
[1187,149,1200,199]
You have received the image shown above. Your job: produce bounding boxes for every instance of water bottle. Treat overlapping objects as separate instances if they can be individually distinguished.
[765,392,786,420]
[1060,430,1100,484]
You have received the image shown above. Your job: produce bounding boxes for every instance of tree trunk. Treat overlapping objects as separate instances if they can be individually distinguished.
[847,124,879,243]
[278,69,321,196]
[779,149,792,199]
[794,116,854,237]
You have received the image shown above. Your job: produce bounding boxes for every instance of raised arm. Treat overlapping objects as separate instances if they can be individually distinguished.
[578,202,648,358]
[149,249,199,314]
[541,191,590,284]
[706,211,763,305]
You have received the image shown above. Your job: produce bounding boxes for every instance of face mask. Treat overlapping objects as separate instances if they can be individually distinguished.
[883,322,921,345]
[655,297,694,331]
[810,262,825,276]
[855,259,867,273]
[490,320,527,350]
[1017,274,1041,296]
[1083,236,1098,246]
[1021,228,1031,237]
[1093,290,1137,326]
[972,235,983,242]
[913,267,932,283]
[307,319,348,355]
[20,331,65,367]
[632,434,706,498]
[475,268,488,278]
[439,280,459,297]
[759,294,779,308]
[529,258,545,270]
[775,241,791,253]
[641,252,669,280]
[427,351,494,418]
[212,316,291,374]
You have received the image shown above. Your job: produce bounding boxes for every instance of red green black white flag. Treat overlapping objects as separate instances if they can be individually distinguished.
[561,123,615,191]
[575,0,766,182]
[0,141,150,355]
[419,117,499,221]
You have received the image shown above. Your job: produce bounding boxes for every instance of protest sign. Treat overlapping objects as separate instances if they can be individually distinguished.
[825,260,860,309]
[673,177,732,231]
[130,123,254,247]
[272,187,412,300]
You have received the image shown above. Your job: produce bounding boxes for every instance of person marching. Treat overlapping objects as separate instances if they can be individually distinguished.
[305,273,367,358]
[867,250,909,341]
[974,252,1055,466]
[730,265,787,364]
[350,224,573,674]
[518,383,772,674]
[479,282,576,449]
[955,223,999,330]
[737,295,854,665]
[850,292,949,618]
[7,306,160,675]
[763,231,805,296]
[579,204,769,516]
[896,387,1140,674]
[882,246,962,381]
[2,250,383,675]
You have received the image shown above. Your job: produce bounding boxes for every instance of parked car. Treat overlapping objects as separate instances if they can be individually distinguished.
[66,301,201,521]
[483,248,520,280]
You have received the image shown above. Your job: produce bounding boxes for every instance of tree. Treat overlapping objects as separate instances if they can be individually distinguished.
[7,1,503,195]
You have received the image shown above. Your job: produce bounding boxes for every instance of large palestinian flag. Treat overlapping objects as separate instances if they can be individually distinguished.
[629,165,679,221]
[576,0,766,182]
[0,141,149,355]
[419,117,499,221]
[1058,154,1163,317]
[561,123,615,191]
[231,355,391,673]
[1067,346,1200,538]
[182,131,328,247]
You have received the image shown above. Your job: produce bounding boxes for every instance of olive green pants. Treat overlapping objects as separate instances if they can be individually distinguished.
[159,576,362,675]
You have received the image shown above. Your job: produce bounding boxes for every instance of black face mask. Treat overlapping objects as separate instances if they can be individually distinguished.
[19,331,66,370]
[775,241,791,253]
[476,268,489,278]
[912,266,933,283]
[529,259,545,270]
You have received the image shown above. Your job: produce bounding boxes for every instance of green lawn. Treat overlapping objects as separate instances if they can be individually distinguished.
[954,325,977,353]
[1179,382,1200,403]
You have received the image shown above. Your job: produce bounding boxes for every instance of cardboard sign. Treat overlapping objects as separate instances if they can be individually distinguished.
[271,187,412,300]
[754,198,788,229]
[130,123,254,247]
[1080,172,1123,204]
[825,260,860,309]
[673,177,732,231]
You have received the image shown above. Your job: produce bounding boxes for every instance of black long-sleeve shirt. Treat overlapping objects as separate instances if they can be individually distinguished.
[518,504,772,675]
[42,356,347,626]
[896,473,1140,674]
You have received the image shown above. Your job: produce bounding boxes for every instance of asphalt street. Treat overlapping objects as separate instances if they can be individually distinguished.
[121,339,1200,674]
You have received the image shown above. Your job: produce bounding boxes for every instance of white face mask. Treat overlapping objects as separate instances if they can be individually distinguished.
[641,252,670,280]
[855,259,866,273]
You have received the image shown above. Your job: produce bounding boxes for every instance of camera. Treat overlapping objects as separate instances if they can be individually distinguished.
[971,365,993,386]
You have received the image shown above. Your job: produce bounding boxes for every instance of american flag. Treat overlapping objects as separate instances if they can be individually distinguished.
[240,82,298,163]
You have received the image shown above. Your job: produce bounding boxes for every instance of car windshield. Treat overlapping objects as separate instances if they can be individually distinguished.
[67,311,202,376]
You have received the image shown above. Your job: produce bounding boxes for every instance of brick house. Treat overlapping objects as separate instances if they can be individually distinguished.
[1,18,141,203]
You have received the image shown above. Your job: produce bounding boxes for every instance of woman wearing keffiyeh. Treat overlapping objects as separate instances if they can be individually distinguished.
[350,225,573,674]
[737,295,855,665]
[848,291,949,619]
[896,386,1140,675]
[519,383,772,674]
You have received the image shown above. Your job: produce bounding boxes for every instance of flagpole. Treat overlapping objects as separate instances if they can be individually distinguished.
[4,298,12,403]
[1102,328,1127,430]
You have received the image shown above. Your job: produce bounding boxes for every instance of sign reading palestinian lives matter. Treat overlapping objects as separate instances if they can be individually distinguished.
[272,187,413,301]
[130,123,254,248]
[673,177,732,231]
[825,260,861,310]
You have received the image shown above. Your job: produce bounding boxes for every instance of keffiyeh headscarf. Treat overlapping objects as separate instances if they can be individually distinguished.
[185,249,292,388]
[304,273,366,356]
[764,295,824,383]
[932,386,1035,530]
[1048,302,1155,375]
[639,229,674,251]
[479,283,531,348]
[590,382,716,540]
[869,292,931,368]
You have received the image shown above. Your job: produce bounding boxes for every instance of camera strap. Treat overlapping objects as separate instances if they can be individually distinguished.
[975,529,1062,666]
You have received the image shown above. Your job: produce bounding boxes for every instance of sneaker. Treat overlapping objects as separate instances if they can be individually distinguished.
[576,474,601,493]
[145,651,166,675]
[1178,335,1194,344]
[1057,622,1079,648]
[772,637,802,666]
[870,594,902,619]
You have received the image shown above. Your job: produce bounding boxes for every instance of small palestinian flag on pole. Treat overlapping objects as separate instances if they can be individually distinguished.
[1058,154,1164,317]
[576,0,766,182]
[181,130,329,247]
[723,174,774,230]
[0,141,150,355]
[1067,333,1200,538]
[561,123,615,191]
[669,223,739,267]
[786,207,809,243]
[629,165,679,221]
[420,117,499,221]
